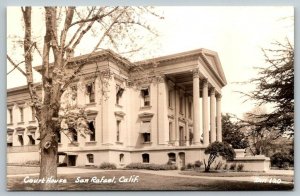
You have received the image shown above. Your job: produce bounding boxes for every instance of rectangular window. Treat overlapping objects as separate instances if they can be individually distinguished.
[8,108,13,124]
[116,86,124,105]
[19,107,24,122]
[18,135,24,146]
[141,87,150,107]
[87,154,94,163]
[143,133,151,142]
[179,97,184,114]
[116,120,121,142]
[188,101,192,118]
[7,133,13,146]
[31,106,36,121]
[168,90,172,108]
[142,153,150,163]
[69,128,77,142]
[58,132,61,143]
[28,135,35,145]
[86,83,95,103]
[88,121,95,141]
[169,122,172,142]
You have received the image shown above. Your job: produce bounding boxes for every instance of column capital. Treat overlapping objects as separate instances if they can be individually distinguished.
[156,74,166,83]
[202,78,208,87]
[192,69,200,78]
[210,87,215,95]
[216,93,222,100]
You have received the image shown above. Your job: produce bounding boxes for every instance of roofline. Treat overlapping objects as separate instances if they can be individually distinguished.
[33,49,134,73]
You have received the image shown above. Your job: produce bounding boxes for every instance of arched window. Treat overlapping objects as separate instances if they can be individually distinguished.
[142,153,149,163]
[119,154,124,163]
[87,154,94,163]
[168,153,176,164]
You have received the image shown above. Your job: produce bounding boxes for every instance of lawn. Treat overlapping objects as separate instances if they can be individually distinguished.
[7,166,39,175]
[7,170,293,191]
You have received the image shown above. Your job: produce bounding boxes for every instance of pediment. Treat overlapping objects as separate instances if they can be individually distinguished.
[200,49,227,86]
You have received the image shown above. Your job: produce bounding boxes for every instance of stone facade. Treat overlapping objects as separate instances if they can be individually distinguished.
[7,48,227,168]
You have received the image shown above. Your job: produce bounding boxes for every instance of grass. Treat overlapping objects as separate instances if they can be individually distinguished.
[7,170,293,191]
[7,166,39,175]
[179,171,294,182]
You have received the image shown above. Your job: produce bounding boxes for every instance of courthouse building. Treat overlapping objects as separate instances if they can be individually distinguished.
[7,48,227,168]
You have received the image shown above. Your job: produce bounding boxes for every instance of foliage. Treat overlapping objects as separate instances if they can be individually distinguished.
[229,163,237,171]
[223,163,228,171]
[99,162,117,170]
[194,160,203,168]
[237,164,244,172]
[270,152,292,168]
[204,141,235,172]
[214,161,223,170]
[186,163,195,169]
[240,40,294,140]
[7,6,162,189]
[125,163,178,170]
[222,113,249,149]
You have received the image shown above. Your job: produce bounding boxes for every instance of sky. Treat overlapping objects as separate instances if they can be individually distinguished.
[7,6,294,118]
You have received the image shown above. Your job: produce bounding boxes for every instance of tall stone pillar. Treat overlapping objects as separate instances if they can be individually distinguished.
[157,75,168,145]
[202,79,209,146]
[216,94,222,142]
[192,69,200,145]
[210,88,216,143]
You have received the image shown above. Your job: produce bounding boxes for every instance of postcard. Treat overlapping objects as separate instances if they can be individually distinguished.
[6,6,294,191]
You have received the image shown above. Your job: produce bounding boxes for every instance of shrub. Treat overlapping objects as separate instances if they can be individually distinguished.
[214,161,223,170]
[204,141,235,172]
[237,164,244,171]
[25,160,40,166]
[186,163,194,169]
[223,163,228,171]
[99,162,117,170]
[125,162,177,170]
[271,152,291,168]
[58,162,67,167]
[194,160,203,168]
[180,166,186,171]
[229,163,236,171]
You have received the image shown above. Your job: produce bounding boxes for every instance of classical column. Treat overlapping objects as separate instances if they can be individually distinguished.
[157,75,169,145]
[202,79,209,146]
[216,94,222,142]
[174,87,180,145]
[210,88,216,143]
[192,69,200,145]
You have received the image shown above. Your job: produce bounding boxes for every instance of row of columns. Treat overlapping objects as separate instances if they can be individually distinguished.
[193,69,222,146]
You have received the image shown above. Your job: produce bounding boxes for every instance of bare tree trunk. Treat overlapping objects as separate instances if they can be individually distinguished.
[39,105,59,190]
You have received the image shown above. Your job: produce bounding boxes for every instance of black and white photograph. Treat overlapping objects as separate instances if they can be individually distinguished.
[6,6,294,191]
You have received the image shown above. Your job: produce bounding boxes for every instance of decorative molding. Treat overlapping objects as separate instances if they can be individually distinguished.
[114,111,126,119]
[192,68,200,78]
[86,109,98,120]
[138,112,154,121]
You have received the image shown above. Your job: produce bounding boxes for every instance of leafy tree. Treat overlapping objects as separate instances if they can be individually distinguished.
[270,152,291,168]
[240,40,294,139]
[7,6,161,190]
[222,113,248,149]
[204,141,235,172]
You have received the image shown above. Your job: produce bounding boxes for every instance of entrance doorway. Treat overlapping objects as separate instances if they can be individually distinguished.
[179,152,185,168]
[179,126,185,146]
[68,155,77,166]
